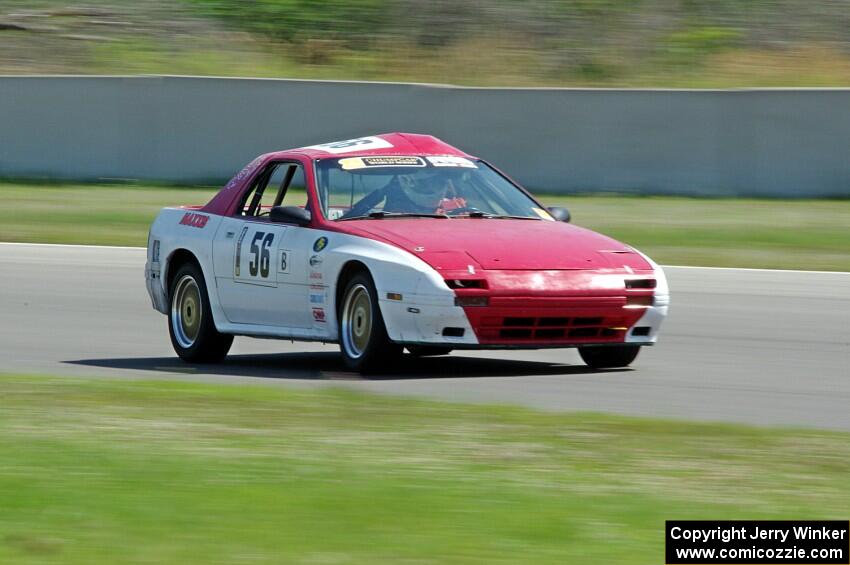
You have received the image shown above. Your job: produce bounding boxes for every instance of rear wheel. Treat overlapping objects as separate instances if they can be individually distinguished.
[168,262,233,363]
[407,346,453,357]
[578,345,640,369]
[338,272,402,373]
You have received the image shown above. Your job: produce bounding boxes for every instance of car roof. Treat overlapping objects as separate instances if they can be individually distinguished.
[271,132,477,160]
[201,133,479,216]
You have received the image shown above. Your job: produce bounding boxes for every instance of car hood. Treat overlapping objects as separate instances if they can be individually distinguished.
[344,219,651,271]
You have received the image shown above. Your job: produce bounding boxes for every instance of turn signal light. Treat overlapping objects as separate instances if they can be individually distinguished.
[625,278,656,289]
[455,296,489,307]
[625,295,654,307]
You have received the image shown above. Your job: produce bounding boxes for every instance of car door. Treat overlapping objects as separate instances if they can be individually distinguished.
[212,161,311,328]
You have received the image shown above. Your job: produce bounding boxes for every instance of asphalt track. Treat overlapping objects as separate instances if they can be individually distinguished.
[1,243,848,430]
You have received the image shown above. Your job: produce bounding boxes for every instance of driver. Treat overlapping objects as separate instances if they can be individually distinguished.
[384,173,466,214]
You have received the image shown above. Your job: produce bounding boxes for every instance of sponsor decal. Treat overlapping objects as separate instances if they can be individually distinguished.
[427,156,477,168]
[309,254,323,268]
[303,136,392,154]
[313,237,328,253]
[224,156,264,191]
[179,212,209,228]
[312,308,326,323]
[339,156,426,170]
[309,285,326,305]
[310,272,323,281]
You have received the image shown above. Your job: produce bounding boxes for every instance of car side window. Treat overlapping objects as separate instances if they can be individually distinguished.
[279,165,308,209]
[239,162,306,218]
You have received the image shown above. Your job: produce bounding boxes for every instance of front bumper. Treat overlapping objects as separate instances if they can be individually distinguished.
[380,268,669,349]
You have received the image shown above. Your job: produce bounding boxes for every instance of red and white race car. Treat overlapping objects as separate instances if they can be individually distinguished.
[145,133,669,372]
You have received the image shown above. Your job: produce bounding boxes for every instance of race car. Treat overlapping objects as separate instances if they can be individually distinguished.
[145,133,669,372]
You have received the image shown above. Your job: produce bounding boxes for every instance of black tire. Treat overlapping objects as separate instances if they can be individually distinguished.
[168,261,233,363]
[406,346,453,357]
[578,345,640,369]
[337,271,402,373]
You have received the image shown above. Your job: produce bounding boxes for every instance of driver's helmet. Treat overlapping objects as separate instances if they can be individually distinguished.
[397,172,447,208]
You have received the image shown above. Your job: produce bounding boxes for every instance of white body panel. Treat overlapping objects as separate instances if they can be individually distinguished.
[145,208,478,346]
[624,249,670,344]
[211,217,311,328]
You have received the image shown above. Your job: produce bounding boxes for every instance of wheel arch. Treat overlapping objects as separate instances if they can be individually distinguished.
[334,260,371,317]
[164,248,200,296]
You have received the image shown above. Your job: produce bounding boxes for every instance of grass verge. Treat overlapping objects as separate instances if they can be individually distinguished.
[1,375,848,564]
[1,182,848,270]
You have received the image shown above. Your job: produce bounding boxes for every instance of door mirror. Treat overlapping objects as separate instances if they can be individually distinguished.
[270,205,311,226]
[547,206,571,223]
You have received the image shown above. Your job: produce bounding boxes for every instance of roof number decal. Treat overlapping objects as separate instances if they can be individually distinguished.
[339,156,426,170]
[304,136,393,154]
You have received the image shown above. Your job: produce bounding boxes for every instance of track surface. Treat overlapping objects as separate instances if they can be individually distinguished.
[1,243,848,430]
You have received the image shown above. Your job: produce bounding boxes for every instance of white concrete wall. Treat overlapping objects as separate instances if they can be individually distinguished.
[1,76,848,196]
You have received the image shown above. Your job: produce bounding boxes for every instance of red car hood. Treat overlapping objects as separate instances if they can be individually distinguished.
[340,219,651,271]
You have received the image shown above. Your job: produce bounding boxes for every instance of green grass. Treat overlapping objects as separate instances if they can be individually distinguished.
[1,375,848,564]
[0,183,217,247]
[2,182,848,270]
[544,194,850,271]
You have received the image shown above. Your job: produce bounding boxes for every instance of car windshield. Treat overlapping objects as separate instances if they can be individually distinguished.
[315,155,551,221]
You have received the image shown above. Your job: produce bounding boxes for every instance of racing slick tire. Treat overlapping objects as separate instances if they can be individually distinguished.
[406,346,453,357]
[338,272,402,373]
[168,262,233,363]
[578,345,640,369]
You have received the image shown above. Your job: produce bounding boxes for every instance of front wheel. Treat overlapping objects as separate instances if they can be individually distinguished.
[168,262,233,363]
[338,272,402,373]
[578,345,640,369]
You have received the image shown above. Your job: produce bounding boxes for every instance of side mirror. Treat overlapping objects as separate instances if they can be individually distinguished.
[270,205,311,226]
[547,206,571,223]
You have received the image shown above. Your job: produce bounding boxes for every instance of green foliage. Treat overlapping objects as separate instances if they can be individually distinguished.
[664,26,742,62]
[4,0,850,85]
[188,0,392,43]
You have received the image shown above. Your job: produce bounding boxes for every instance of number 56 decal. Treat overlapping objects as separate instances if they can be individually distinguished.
[249,232,274,278]
[235,227,277,285]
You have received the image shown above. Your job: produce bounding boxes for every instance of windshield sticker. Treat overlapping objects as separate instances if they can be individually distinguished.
[303,136,393,154]
[427,156,477,168]
[532,207,555,221]
[339,156,426,170]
